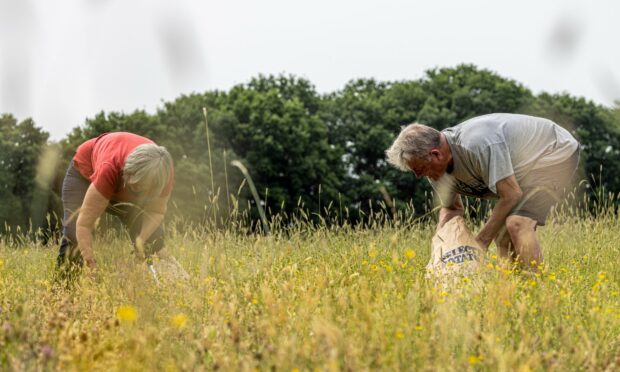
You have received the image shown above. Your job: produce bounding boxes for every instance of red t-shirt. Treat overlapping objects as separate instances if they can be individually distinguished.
[73,132,174,201]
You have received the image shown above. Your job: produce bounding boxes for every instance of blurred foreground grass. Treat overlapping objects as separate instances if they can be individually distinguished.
[1,212,620,371]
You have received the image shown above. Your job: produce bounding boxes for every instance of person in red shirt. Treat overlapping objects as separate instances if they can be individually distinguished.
[57,132,175,275]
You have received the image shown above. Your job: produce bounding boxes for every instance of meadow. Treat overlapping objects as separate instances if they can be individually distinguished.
[1,202,620,371]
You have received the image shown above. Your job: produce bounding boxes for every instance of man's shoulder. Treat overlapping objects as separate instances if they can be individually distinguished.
[447,113,532,147]
[444,124,500,152]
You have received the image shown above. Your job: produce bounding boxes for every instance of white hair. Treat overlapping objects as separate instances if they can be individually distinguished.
[385,123,441,171]
[123,144,173,195]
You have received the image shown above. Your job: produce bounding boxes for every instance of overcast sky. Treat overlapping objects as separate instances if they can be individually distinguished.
[1,0,619,140]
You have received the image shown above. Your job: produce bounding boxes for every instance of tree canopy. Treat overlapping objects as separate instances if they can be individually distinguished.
[2,64,619,235]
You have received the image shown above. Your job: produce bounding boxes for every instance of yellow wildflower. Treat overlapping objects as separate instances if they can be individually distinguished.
[468,355,481,365]
[171,313,188,329]
[395,330,405,339]
[116,305,137,322]
[404,249,416,260]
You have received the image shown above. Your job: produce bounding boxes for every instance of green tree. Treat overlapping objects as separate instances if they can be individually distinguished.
[418,64,533,128]
[216,75,344,218]
[322,78,429,219]
[0,114,53,236]
[155,92,238,224]
[524,93,620,198]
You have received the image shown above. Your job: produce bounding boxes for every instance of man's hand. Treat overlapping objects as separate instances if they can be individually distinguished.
[135,196,169,255]
[84,257,97,269]
[437,194,464,230]
[475,236,492,250]
[135,236,146,260]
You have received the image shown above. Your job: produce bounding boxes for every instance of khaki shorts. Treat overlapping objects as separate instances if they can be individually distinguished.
[510,150,580,226]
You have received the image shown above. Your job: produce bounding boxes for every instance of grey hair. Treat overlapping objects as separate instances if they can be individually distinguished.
[385,123,441,171]
[123,144,173,195]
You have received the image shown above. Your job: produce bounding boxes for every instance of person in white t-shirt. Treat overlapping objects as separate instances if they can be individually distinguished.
[386,113,580,270]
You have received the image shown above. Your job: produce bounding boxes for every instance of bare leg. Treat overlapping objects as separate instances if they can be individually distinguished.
[494,228,517,264]
[505,215,541,270]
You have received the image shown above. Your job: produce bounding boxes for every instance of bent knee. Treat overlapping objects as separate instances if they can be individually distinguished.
[505,215,537,237]
[494,229,511,247]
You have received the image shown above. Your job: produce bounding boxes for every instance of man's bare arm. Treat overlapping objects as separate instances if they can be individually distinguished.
[75,184,109,268]
[475,175,523,250]
[135,195,169,256]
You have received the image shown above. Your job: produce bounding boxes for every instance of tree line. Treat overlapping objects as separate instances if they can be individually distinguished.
[2,64,620,237]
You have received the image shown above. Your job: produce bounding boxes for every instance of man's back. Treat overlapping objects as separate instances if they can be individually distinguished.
[442,113,579,194]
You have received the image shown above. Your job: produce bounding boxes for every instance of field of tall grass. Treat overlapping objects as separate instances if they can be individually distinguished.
[1,196,620,371]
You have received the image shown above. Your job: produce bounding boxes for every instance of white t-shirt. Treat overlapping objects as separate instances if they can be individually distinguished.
[430,113,579,203]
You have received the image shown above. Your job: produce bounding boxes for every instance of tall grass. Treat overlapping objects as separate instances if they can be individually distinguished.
[1,184,620,370]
